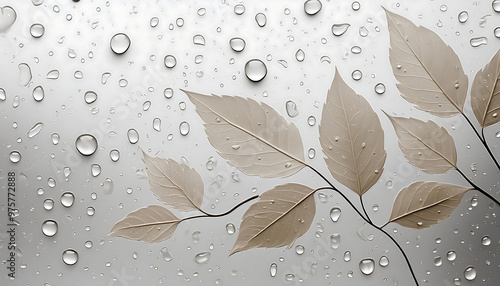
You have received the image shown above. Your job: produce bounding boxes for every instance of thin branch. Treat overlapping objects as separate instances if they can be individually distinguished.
[456,168,500,205]
[461,113,500,170]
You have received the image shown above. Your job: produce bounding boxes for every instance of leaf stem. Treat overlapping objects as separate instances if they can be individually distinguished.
[461,113,500,170]
[455,168,500,205]
[184,195,260,222]
[360,196,373,224]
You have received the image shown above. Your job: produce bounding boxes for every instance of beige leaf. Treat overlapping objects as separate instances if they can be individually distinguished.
[386,181,471,229]
[319,69,386,196]
[471,49,500,127]
[385,113,457,174]
[384,8,468,117]
[229,183,315,255]
[183,90,305,178]
[142,150,204,212]
[109,205,180,243]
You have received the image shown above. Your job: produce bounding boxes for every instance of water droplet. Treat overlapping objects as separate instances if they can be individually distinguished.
[90,164,101,177]
[150,17,159,27]
[458,11,469,23]
[109,150,120,162]
[0,6,17,32]
[9,151,21,163]
[379,256,389,267]
[86,206,95,216]
[494,0,500,12]
[194,252,211,264]
[101,72,111,84]
[454,277,462,285]
[84,91,97,104]
[343,251,351,262]
[127,128,139,144]
[470,37,488,47]
[330,234,341,249]
[464,266,476,280]
[245,59,267,82]
[152,118,162,131]
[60,192,74,207]
[307,116,316,126]
[332,23,350,36]
[164,55,177,68]
[85,241,93,249]
[372,204,379,212]
[285,100,299,117]
[41,220,58,237]
[359,26,369,37]
[434,256,443,266]
[176,17,184,27]
[352,70,362,80]
[161,247,173,262]
[494,27,500,38]
[179,121,190,136]
[46,69,59,79]
[351,1,361,11]
[18,63,32,86]
[447,250,456,261]
[295,49,305,62]
[359,258,374,275]
[193,34,205,46]
[320,55,331,64]
[255,13,267,27]
[375,83,386,94]
[471,162,478,173]
[270,263,277,277]
[43,198,54,210]
[481,235,491,246]
[234,4,245,15]
[330,207,341,222]
[351,46,362,54]
[197,8,206,16]
[308,148,316,159]
[304,0,322,15]
[0,88,5,101]
[291,244,304,255]
[27,122,44,138]
[110,33,131,54]
[75,134,97,156]
[62,249,78,265]
[32,85,44,101]
[30,23,44,38]
[285,274,295,281]
[229,37,245,52]
[226,223,235,234]
[12,95,19,108]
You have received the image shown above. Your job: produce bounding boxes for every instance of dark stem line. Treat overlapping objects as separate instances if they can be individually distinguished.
[360,196,373,224]
[456,168,500,205]
[183,195,260,222]
[461,113,500,170]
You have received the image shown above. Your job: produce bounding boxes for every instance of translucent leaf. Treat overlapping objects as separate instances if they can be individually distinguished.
[471,49,500,127]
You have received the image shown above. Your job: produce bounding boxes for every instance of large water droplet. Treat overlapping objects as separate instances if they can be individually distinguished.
[127,128,139,144]
[9,151,21,163]
[75,134,97,156]
[226,223,235,234]
[32,86,44,101]
[46,69,59,79]
[109,150,120,162]
[379,256,389,267]
[295,245,305,255]
[351,46,362,54]
[458,11,469,23]
[30,23,44,38]
[86,206,95,216]
[234,4,245,15]
[164,55,177,68]
[359,258,375,275]
[332,23,350,36]
[285,100,299,117]
[304,0,322,15]
[374,83,386,94]
[195,252,211,264]
[0,88,6,101]
[481,235,491,246]
[352,70,362,80]
[464,266,476,280]
[307,116,316,126]
[62,249,78,265]
[343,251,351,262]
[447,250,456,261]
[245,59,267,82]
[43,198,54,210]
[153,118,161,131]
[84,91,97,104]
[0,6,16,32]
[494,0,500,12]
[330,234,341,249]
[434,256,443,266]
[359,26,369,37]
[494,27,500,38]
[330,207,341,222]
[150,17,159,27]
[41,220,58,237]
[193,34,206,46]
[27,122,43,138]
[255,13,267,27]
[295,49,305,62]
[179,121,190,136]
[161,247,173,262]
[229,37,245,52]
[470,37,488,47]
[91,164,101,177]
[60,192,74,207]
[270,263,277,277]
[110,33,131,54]
[18,63,32,86]
[352,1,361,11]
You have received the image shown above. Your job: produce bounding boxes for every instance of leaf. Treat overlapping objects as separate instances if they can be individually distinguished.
[471,49,500,127]
[229,183,315,255]
[384,8,468,117]
[109,205,181,243]
[386,181,471,229]
[182,90,305,178]
[385,113,457,174]
[319,69,386,196]
[142,150,204,212]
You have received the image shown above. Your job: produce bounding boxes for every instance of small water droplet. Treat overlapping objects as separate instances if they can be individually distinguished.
[308,148,316,159]
[307,116,316,126]
[46,69,60,80]
[127,128,139,144]
[91,164,101,177]
[375,83,386,94]
[62,249,78,265]
[164,55,177,68]
[176,17,184,27]
[60,192,74,207]
[9,151,21,163]
[352,1,361,11]
[33,86,44,101]
[332,23,350,36]
[43,198,54,210]
[434,256,443,266]
[285,100,299,117]
[18,63,32,86]
[304,0,322,15]
[343,251,351,262]
[85,241,93,249]
[30,23,44,38]
[494,27,500,38]
[320,55,331,64]
[352,70,362,80]
[372,204,379,212]
[351,46,362,54]
[481,235,491,246]
[447,250,456,261]
[234,4,245,15]
[164,88,174,99]
[161,247,173,262]
[255,13,267,27]
[379,256,389,267]
[0,88,5,101]
[193,34,205,46]
[101,72,111,84]
[270,263,277,277]
[330,234,341,249]
[195,252,211,264]
[330,207,341,222]
[153,118,161,131]
[179,121,190,136]
[470,37,488,47]
[86,206,95,216]
[294,49,305,62]
[41,220,58,237]
[109,150,120,162]
[229,37,245,52]
[285,274,295,281]
[84,91,97,104]
[197,8,206,16]
[226,223,235,234]
[295,245,305,255]
[75,134,97,156]
[150,17,159,27]
[458,11,469,23]
[110,33,131,54]
[245,59,267,82]
[359,258,374,275]
[359,26,369,37]
[464,266,476,281]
